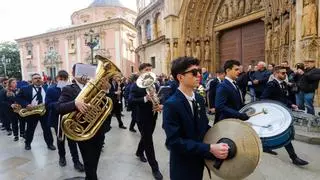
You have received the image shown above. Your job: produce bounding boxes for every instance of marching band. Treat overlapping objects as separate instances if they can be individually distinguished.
[1,55,319,180]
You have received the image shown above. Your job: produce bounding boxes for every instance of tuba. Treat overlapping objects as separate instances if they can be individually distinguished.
[136,72,160,109]
[61,55,121,141]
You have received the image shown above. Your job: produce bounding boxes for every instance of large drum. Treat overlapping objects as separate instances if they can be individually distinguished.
[239,100,294,150]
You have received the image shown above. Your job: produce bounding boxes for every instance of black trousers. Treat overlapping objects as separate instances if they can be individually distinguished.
[110,102,124,127]
[78,124,106,180]
[1,110,11,131]
[8,111,19,136]
[284,142,298,160]
[136,114,159,172]
[24,115,53,146]
[53,125,80,163]
[129,108,136,130]
[19,118,26,135]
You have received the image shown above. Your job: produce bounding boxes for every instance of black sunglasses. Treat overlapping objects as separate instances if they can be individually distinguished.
[182,68,201,76]
[279,72,287,75]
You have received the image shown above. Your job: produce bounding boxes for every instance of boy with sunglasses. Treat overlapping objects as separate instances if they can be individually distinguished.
[163,57,229,180]
[260,66,309,166]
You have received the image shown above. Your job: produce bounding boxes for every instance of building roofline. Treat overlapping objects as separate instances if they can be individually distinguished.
[71,6,137,18]
[15,18,136,42]
[135,0,163,26]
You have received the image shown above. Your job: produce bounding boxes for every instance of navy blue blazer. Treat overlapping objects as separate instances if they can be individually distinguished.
[163,90,214,180]
[16,85,47,108]
[215,79,247,122]
[208,78,220,109]
[45,85,62,127]
[129,82,158,122]
[260,79,293,108]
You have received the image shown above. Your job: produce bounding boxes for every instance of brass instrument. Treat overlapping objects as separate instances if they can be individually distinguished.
[136,72,160,110]
[18,104,46,117]
[61,55,121,141]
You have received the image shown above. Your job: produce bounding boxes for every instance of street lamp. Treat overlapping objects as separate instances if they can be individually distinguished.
[1,55,11,77]
[84,29,99,65]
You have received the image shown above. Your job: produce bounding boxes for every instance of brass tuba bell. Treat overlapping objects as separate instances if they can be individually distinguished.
[61,55,121,141]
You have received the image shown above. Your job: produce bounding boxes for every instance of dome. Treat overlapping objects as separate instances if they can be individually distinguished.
[89,0,126,8]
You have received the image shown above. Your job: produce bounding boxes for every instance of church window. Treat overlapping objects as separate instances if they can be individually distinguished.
[146,20,152,42]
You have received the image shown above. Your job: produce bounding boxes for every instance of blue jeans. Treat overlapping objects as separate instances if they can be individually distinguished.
[249,87,256,102]
[295,91,315,115]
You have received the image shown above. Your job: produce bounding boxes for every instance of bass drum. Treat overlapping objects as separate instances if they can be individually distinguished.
[239,100,294,150]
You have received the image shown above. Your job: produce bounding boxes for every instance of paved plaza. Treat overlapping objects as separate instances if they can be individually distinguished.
[0,111,320,180]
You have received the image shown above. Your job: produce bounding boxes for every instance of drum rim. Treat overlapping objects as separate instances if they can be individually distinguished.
[240,100,294,137]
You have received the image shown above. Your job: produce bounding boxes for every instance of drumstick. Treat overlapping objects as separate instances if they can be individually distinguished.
[248,108,268,117]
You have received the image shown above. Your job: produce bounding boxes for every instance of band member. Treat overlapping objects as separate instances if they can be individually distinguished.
[162,57,229,180]
[4,78,21,141]
[55,64,109,180]
[16,73,55,151]
[45,70,84,172]
[207,69,225,114]
[126,73,139,132]
[0,77,11,133]
[107,75,127,129]
[129,63,163,180]
[260,66,309,166]
[215,60,249,123]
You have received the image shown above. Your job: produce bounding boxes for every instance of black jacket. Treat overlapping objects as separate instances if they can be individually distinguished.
[261,79,292,107]
[297,67,320,93]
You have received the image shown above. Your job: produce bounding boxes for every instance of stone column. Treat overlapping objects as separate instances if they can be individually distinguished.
[141,24,147,44]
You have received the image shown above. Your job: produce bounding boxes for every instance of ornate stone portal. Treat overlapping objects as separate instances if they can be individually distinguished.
[174,0,320,71]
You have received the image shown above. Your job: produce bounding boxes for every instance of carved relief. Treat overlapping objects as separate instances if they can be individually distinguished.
[281,13,290,45]
[216,0,263,25]
[272,19,280,50]
[186,41,192,57]
[194,41,201,59]
[265,24,272,51]
[290,3,296,41]
[300,39,320,60]
[204,40,210,61]
[302,0,318,37]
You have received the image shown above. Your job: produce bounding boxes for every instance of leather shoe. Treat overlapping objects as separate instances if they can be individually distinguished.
[47,144,56,151]
[263,149,278,155]
[7,131,12,136]
[136,154,147,163]
[63,177,85,180]
[292,157,309,166]
[152,170,163,180]
[129,128,137,133]
[25,144,31,150]
[74,161,85,172]
[14,136,19,141]
[59,157,66,167]
[20,133,25,138]
[119,125,127,129]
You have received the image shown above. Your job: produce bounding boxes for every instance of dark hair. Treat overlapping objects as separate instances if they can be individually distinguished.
[31,73,41,78]
[0,77,8,83]
[216,68,225,74]
[57,70,69,80]
[295,63,305,70]
[223,60,240,73]
[273,65,286,72]
[281,61,289,65]
[138,63,152,72]
[171,56,200,82]
[269,63,275,68]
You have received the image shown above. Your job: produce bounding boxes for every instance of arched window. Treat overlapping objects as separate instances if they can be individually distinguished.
[155,13,162,38]
[138,26,142,44]
[145,20,152,42]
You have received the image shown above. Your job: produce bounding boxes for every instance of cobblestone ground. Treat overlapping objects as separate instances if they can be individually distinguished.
[0,110,320,180]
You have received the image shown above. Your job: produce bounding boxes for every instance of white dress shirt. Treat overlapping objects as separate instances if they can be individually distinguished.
[31,86,46,106]
[178,88,196,115]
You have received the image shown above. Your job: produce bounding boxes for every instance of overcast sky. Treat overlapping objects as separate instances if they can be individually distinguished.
[0,0,137,42]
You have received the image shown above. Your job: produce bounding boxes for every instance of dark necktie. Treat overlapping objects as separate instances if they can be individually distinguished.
[36,87,43,104]
[233,81,243,102]
[191,100,198,119]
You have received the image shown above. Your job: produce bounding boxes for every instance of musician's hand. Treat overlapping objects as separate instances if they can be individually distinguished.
[291,104,299,110]
[26,104,33,110]
[209,108,215,113]
[153,104,163,112]
[297,69,304,75]
[11,104,17,109]
[145,94,152,102]
[75,100,90,113]
[253,80,259,84]
[210,143,229,160]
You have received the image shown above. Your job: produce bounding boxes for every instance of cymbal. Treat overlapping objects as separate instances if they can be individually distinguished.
[204,119,262,180]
